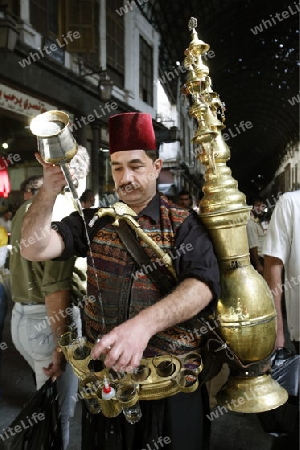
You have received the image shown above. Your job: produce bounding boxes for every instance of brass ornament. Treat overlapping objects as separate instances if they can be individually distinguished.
[184,18,287,413]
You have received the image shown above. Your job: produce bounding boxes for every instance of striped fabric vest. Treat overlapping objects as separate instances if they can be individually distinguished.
[83,194,201,356]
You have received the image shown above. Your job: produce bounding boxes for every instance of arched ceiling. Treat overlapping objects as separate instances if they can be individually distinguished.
[138,0,299,197]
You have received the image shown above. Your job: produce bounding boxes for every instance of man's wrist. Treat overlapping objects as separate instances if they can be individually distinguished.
[38,185,59,204]
[136,306,160,337]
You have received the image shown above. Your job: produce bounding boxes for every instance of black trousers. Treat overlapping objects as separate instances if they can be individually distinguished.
[81,384,211,450]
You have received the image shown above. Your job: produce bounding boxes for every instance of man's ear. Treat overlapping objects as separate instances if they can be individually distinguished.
[154,158,163,175]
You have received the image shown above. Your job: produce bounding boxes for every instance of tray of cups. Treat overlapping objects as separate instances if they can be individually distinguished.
[58,328,203,399]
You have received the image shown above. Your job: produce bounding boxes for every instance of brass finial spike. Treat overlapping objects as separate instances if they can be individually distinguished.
[188,17,197,31]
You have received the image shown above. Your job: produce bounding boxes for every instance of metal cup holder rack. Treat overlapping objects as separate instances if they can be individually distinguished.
[58,332,203,418]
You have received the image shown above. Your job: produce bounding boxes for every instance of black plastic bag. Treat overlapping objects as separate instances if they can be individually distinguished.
[258,348,300,436]
[271,348,300,397]
[0,378,63,450]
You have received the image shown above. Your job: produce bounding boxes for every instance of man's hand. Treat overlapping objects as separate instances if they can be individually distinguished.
[43,349,66,381]
[91,316,151,372]
[21,157,68,261]
[43,290,71,381]
[91,278,213,372]
[35,152,67,197]
[275,332,285,350]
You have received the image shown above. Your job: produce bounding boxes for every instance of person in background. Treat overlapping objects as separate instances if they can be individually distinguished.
[21,112,220,450]
[0,226,8,270]
[10,146,89,449]
[246,197,268,275]
[262,191,299,450]
[79,189,95,208]
[0,226,8,371]
[20,175,43,202]
[263,190,300,355]
[0,209,12,234]
[177,189,193,209]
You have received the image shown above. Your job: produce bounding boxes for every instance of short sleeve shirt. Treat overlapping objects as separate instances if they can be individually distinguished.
[53,193,221,301]
[10,200,75,304]
[263,191,300,341]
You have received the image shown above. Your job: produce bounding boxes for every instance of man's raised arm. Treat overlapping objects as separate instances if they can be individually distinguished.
[21,156,67,261]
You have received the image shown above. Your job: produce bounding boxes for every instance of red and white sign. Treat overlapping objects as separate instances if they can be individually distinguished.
[0,83,56,118]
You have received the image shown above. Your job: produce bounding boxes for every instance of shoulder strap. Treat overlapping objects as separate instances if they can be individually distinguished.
[115,220,176,296]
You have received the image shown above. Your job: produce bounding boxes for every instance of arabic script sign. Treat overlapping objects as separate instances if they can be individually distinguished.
[0,83,56,118]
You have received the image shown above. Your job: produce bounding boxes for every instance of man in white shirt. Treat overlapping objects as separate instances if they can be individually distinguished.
[263,191,300,354]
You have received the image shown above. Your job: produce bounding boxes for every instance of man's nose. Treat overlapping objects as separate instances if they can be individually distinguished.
[120,168,134,185]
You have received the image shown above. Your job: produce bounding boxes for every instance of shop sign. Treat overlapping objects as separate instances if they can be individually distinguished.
[0,83,56,118]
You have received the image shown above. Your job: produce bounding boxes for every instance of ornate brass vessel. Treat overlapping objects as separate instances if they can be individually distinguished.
[183,18,287,412]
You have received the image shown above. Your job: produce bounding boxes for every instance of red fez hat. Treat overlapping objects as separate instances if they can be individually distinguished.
[109,112,157,154]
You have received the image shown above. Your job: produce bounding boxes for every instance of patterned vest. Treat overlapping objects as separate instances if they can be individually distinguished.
[83,194,201,356]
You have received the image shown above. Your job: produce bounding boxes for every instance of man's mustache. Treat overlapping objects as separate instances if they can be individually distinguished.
[117,182,140,194]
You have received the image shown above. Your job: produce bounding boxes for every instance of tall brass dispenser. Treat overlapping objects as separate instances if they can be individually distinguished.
[183,18,287,412]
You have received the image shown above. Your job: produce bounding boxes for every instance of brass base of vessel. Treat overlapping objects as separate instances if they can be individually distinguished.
[217,373,288,413]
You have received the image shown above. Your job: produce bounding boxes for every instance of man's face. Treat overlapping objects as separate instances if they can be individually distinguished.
[86,195,95,208]
[111,150,162,207]
[4,211,12,220]
[23,190,34,201]
[253,200,264,216]
[178,195,192,208]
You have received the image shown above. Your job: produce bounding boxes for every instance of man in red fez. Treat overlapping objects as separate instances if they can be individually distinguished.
[21,112,220,450]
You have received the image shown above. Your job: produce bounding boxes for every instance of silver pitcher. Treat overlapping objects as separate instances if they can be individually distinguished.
[30,110,82,211]
[30,110,78,164]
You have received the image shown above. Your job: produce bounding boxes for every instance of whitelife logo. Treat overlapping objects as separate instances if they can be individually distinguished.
[250,2,300,35]
[18,31,81,68]
[288,93,300,106]
[0,154,21,169]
